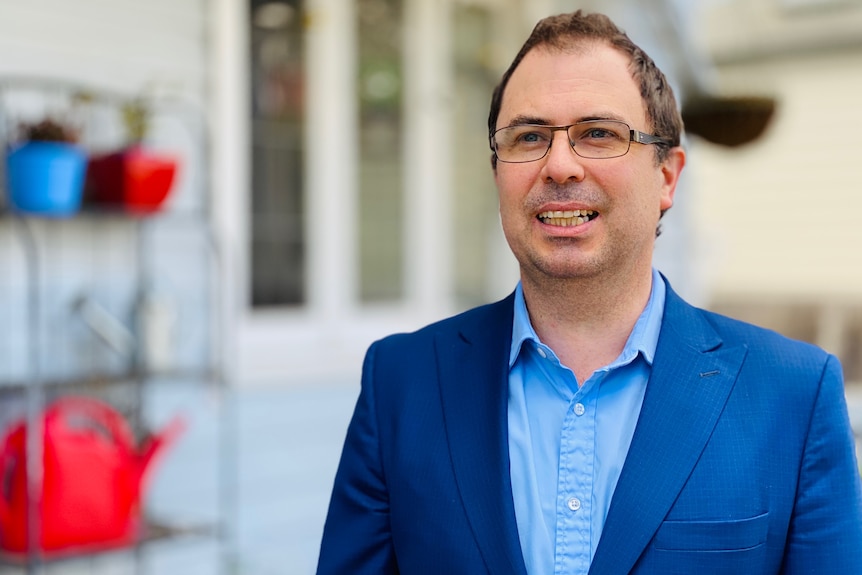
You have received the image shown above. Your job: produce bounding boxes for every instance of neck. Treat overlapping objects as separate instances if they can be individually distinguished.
[521,267,654,383]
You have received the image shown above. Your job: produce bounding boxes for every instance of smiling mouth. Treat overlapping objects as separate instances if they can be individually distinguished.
[537,210,597,227]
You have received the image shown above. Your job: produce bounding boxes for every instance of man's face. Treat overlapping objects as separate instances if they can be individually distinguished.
[493,43,684,285]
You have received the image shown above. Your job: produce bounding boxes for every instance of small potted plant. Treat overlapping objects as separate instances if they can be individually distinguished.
[86,97,179,214]
[5,117,87,216]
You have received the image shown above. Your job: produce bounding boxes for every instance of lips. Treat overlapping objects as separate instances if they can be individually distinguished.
[536,209,597,227]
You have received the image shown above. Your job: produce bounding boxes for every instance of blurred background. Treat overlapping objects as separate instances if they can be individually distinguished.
[0,0,860,573]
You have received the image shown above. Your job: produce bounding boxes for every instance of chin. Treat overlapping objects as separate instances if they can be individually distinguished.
[530,259,603,281]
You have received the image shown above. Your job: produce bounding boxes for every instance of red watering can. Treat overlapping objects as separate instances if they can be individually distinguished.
[0,396,184,556]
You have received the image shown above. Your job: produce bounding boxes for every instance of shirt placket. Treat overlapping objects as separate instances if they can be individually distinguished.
[554,383,597,575]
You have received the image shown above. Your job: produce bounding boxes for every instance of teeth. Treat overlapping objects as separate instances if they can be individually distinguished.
[538,210,596,227]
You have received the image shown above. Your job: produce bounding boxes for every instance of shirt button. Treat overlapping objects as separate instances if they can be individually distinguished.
[567,497,582,511]
[537,347,547,359]
[573,403,585,416]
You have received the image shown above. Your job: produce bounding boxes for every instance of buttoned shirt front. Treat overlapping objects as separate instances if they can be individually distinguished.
[508,269,666,574]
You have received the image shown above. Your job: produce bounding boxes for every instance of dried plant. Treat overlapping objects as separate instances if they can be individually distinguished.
[19,118,79,143]
[121,98,150,144]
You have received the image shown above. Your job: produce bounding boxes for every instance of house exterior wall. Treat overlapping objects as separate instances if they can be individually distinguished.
[694,0,862,380]
[694,49,862,300]
[0,1,208,97]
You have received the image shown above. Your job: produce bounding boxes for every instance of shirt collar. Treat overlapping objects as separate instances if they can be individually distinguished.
[509,268,666,368]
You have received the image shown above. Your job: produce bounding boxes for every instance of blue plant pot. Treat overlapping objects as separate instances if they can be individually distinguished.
[5,142,87,216]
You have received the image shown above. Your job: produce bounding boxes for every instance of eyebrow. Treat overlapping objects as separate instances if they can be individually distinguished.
[503,112,628,128]
[506,115,551,127]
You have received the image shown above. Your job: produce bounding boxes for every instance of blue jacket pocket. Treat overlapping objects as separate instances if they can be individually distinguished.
[653,512,769,551]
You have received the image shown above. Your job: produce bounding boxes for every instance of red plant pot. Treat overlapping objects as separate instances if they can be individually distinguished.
[86,147,179,214]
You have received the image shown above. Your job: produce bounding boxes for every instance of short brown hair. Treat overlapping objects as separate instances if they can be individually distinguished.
[488,11,683,167]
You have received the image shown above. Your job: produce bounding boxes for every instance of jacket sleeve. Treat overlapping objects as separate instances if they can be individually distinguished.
[317,342,399,574]
[782,354,862,573]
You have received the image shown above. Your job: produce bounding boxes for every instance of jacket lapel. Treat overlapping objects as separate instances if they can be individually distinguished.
[436,295,529,575]
[589,284,748,574]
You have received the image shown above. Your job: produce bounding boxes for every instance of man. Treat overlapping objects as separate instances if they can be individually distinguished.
[317,10,862,575]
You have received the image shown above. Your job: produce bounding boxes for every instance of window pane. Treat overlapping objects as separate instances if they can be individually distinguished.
[358,0,404,303]
[250,0,306,307]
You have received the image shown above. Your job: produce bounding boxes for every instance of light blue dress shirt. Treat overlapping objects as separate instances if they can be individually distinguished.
[508,269,666,575]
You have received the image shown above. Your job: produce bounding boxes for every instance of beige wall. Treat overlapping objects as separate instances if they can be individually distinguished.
[693,49,862,302]
[693,0,862,380]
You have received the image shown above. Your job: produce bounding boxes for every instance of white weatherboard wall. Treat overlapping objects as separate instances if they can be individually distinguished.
[693,0,862,303]
[0,1,207,96]
[695,48,862,302]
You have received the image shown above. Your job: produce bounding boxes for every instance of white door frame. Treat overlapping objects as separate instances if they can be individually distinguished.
[211,0,459,386]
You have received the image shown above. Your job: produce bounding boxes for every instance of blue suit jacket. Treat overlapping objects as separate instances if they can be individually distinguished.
[317,280,862,574]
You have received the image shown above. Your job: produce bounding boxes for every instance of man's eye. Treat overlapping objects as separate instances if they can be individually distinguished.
[517,131,549,144]
[584,128,615,139]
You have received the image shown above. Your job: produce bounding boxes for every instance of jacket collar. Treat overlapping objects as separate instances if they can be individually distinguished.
[435,293,529,575]
[588,280,747,573]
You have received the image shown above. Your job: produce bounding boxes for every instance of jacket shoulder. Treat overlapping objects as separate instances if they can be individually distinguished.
[373,294,515,352]
[700,307,828,359]
[661,280,834,375]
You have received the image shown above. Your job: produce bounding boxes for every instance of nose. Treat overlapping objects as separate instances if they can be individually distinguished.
[541,130,586,184]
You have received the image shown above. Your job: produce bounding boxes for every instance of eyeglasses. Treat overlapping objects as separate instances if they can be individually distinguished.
[490,119,671,163]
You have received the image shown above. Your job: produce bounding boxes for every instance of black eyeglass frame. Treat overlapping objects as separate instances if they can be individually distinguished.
[489,119,673,163]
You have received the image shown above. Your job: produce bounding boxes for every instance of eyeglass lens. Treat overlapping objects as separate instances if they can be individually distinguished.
[493,120,632,162]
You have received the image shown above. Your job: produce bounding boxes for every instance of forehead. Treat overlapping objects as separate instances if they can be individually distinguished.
[498,42,647,129]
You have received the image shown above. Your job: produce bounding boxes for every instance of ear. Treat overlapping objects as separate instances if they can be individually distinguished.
[658,146,686,211]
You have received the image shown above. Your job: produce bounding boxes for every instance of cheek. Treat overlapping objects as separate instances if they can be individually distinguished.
[495,167,532,213]
[497,192,521,241]
[617,163,672,213]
